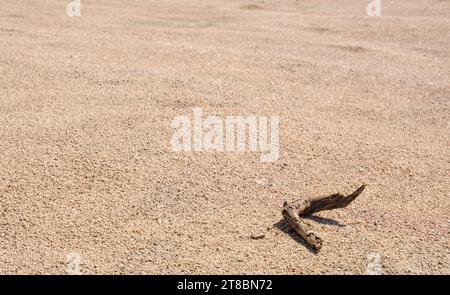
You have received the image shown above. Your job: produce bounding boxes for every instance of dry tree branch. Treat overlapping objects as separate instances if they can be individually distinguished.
[282,185,365,251]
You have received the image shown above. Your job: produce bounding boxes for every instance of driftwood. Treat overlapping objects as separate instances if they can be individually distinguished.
[282,185,365,251]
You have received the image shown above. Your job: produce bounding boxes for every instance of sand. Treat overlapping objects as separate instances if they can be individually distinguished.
[0,0,449,274]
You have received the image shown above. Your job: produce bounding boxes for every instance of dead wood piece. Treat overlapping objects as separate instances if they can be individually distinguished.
[250,234,266,240]
[282,185,365,251]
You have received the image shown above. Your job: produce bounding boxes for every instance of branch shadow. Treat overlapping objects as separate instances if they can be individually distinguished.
[273,215,345,253]
[304,215,346,227]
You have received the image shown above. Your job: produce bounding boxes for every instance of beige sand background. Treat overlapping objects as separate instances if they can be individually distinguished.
[0,0,449,274]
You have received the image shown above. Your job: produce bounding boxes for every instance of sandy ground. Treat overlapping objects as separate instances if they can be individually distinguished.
[0,0,449,274]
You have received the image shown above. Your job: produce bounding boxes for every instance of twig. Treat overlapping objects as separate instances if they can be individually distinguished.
[282,185,365,251]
